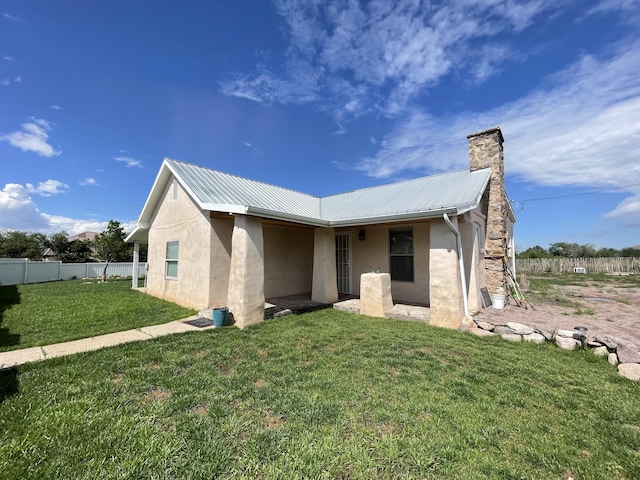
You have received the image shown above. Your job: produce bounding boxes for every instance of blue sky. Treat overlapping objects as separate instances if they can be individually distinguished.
[1,0,639,250]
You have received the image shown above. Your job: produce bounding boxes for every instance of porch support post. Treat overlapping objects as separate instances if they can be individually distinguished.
[228,215,265,328]
[459,220,483,314]
[312,227,338,304]
[429,218,465,329]
[131,242,140,289]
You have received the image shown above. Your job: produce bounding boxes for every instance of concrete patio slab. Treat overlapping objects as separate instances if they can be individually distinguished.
[0,346,45,369]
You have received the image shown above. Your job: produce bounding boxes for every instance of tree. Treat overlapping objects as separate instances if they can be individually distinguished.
[45,231,95,263]
[0,230,47,260]
[93,220,132,281]
[516,245,550,259]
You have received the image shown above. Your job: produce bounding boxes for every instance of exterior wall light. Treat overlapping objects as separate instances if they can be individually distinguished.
[358,229,366,241]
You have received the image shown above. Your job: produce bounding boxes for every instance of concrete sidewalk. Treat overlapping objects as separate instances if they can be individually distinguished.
[0,315,212,370]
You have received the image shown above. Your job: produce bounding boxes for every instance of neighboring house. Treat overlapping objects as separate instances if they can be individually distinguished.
[126,127,515,329]
[42,231,99,261]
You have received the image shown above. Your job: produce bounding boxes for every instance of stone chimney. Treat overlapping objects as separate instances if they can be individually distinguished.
[467,127,507,297]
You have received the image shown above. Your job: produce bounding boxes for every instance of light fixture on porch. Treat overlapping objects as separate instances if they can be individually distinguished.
[358,229,365,241]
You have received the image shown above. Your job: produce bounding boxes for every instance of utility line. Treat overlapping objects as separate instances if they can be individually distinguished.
[510,181,640,212]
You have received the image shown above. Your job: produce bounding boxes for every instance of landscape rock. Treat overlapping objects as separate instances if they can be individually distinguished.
[470,328,495,337]
[587,340,604,348]
[608,353,619,366]
[592,346,609,357]
[593,335,638,351]
[618,363,640,381]
[557,329,581,339]
[556,336,580,350]
[494,326,515,335]
[507,322,534,335]
[615,343,640,364]
[458,323,470,332]
[534,327,554,341]
[523,333,546,344]
[501,333,522,342]
[476,321,495,331]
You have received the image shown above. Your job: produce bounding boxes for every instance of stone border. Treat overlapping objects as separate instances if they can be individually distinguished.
[461,318,640,381]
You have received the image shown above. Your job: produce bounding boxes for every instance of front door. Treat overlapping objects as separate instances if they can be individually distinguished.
[335,233,351,294]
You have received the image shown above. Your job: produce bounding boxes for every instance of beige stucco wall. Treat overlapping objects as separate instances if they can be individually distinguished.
[264,224,314,298]
[345,221,430,306]
[146,177,213,309]
[209,216,233,307]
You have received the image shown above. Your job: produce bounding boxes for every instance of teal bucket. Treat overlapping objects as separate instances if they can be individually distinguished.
[212,307,228,327]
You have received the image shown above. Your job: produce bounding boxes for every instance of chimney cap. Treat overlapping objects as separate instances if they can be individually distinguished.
[467,127,503,143]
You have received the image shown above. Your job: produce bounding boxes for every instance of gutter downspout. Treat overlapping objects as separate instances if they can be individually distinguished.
[443,213,469,318]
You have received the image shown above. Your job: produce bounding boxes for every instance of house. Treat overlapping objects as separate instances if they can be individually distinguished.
[125,127,515,329]
[42,231,99,261]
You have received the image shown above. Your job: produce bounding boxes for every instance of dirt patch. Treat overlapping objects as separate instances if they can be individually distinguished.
[253,378,268,388]
[142,388,172,403]
[265,413,284,428]
[190,404,209,416]
[477,281,640,345]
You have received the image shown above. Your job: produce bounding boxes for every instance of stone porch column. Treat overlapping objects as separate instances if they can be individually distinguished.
[311,227,338,304]
[429,218,464,329]
[131,242,140,289]
[227,215,265,328]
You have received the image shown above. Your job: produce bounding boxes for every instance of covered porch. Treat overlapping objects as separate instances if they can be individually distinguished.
[264,293,431,323]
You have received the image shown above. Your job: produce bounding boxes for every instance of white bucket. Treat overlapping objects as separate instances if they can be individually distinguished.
[491,294,505,309]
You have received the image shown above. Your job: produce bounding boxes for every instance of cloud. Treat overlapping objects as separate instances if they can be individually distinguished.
[348,42,640,222]
[79,178,99,186]
[220,0,563,119]
[0,79,9,86]
[25,179,68,196]
[113,156,143,168]
[3,13,19,21]
[0,181,118,235]
[3,56,13,61]
[50,104,61,110]
[0,118,61,157]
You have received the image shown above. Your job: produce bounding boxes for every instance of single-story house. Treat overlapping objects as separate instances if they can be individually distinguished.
[126,127,515,329]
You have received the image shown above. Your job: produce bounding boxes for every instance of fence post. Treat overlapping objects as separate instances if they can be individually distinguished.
[23,259,28,284]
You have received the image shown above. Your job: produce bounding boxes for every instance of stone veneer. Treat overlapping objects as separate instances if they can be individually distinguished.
[468,127,508,297]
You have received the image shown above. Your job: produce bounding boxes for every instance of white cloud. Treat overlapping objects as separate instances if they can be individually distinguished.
[50,104,61,110]
[13,75,21,83]
[349,42,640,222]
[221,0,564,119]
[0,118,61,157]
[3,13,19,21]
[0,182,121,235]
[79,178,99,186]
[3,56,14,61]
[25,179,68,197]
[113,156,143,168]
[0,79,9,86]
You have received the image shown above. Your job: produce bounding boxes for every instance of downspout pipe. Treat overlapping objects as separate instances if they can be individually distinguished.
[443,213,469,318]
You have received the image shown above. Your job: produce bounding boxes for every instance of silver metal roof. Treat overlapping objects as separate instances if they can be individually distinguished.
[125,158,492,242]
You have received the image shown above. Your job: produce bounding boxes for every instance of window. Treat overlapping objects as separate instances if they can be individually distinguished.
[389,229,413,282]
[165,241,179,278]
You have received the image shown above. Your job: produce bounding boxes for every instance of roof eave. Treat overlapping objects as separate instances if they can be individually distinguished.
[327,207,460,227]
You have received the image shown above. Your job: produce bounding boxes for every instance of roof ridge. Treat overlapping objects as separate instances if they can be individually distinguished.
[323,168,480,199]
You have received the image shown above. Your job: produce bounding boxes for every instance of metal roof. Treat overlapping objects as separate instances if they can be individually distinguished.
[125,158,492,242]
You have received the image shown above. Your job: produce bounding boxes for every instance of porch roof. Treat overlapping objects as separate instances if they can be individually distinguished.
[126,158,492,242]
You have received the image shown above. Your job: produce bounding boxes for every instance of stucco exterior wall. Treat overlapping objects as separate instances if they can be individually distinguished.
[209,216,233,307]
[345,221,430,306]
[264,224,314,298]
[146,177,213,309]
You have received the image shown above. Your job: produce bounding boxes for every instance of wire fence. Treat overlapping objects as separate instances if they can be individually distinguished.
[516,257,640,274]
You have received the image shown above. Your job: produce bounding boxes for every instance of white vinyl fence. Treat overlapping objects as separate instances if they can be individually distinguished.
[0,259,146,286]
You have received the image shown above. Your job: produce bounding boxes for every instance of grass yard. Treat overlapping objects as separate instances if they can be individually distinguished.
[0,279,195,352]
[1,309,639,479]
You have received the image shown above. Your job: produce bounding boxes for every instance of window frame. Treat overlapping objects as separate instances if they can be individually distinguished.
[165,241,179,279]
[389,228,414,282]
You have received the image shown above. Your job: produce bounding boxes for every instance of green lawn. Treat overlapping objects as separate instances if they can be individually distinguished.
[0,279,195,352]
[1,310,638,479]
